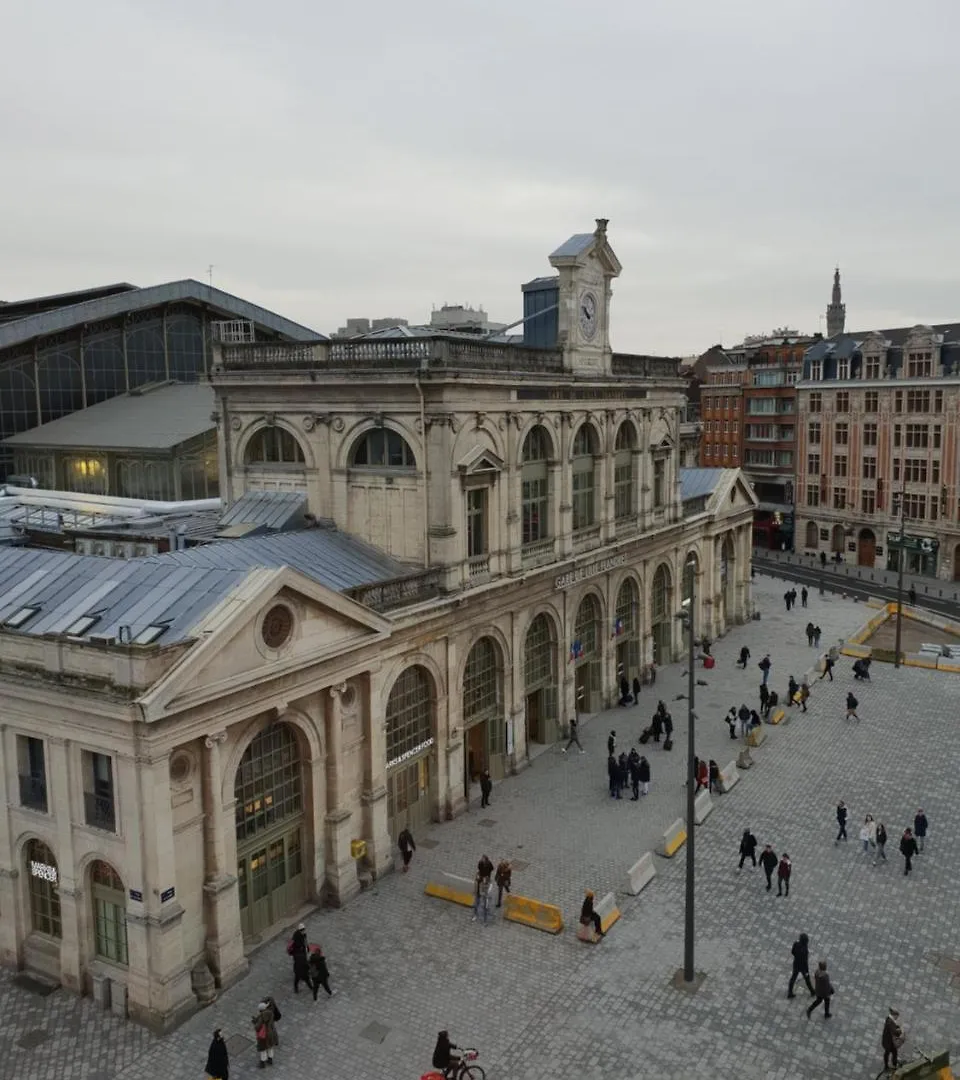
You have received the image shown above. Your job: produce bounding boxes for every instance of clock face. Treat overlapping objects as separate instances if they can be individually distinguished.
[579,291,598,341]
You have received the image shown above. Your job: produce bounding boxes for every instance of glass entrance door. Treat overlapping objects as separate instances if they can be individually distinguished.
[387,756,431,840]
[237,827,304,940]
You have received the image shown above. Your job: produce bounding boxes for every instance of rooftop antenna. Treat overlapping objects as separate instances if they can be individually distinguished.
[208,265,214,287]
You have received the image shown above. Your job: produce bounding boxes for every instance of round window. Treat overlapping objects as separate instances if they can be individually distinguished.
[169,752,193,785]
[262,605,294,649]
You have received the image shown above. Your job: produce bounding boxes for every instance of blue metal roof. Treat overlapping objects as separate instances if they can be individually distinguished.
[549,234,594,259]
[680,468,726,502]
[217,491,308,534]
[0,279,322,352]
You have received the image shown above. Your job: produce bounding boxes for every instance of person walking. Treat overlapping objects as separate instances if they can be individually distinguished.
[788,933,815,998]
[820,654,835,681]
[709,759,721,795]
[628,749,641,800]
[798,679,810,713]
[290,922,310,993]
[759,655,772,685]
[758,683,770,714]
[472,866,494,923]
[580,890,604,938]
[805,621,815,646]
[308,945,335,999]
[638,754,651,796]
[479,770,492,808]
[777,853,792,896]
[650,709,663,745]
[252,999,279,1069]
[725,706,738,739]
[632,675,642,704]
[860,815,876,854]
[495,859,512,907]
[562,714,584,754]
[205,1029,230,1080]
[900,827,918,875]
[845,691,859,722]
[607,753,621,799]
[787,675,799,706]
[619,674,631,706]
[882,1007,905,1072]
[398,827,416,873]
[875,821,888,865]
[835,800,848,844]
[806,960,835,1019]
[763,691,778,722]
[914,808,928,852]
[909,584,917,606]
[738,828,758,869]
[759,843,778,891]
[784,589,792,612]
[607,730,617,756]
[813,625,822,648]
[662,708,674,745]
[738,645,751,669]
[695,758,709,794]
[801,586,808,608]
[820,551,827,568]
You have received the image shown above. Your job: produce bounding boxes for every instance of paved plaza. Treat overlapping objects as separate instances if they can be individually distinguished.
[5,576,960,1080]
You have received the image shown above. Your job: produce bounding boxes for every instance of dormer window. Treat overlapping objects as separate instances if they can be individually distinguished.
[836,358,849,380]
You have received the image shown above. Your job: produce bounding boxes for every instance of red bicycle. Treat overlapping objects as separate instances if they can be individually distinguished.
[422,1048,486,1080]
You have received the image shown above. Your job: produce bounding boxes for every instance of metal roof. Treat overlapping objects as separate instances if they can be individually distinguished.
[680,468,726,502]
[549,234,594,259]
[3,382,215,450]
[0,545,249,643]
[0,279,322,352]
[217,491,308,534]
[146,527,407,592]
[0,284,136,324]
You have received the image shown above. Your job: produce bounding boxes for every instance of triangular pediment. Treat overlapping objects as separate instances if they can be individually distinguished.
[138,566,391,719]
[651,434,675,452]
[548,221,622,278]
[458,445,504,475]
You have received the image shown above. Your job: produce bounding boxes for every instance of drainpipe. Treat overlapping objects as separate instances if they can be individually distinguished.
[415,370,430,569]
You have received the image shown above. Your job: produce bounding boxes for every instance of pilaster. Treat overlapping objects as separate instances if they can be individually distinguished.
[49,737,79,991]
[360,674,391,878]
[0,726,19,966]
[324,685,358,905]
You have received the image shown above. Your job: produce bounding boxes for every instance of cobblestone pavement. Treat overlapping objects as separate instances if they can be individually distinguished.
[5,578,960,1080]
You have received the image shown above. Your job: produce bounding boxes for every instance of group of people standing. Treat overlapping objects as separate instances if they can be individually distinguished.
[471,854,513,924]
[606,730,652,799]
[783,587,807,610]
[738,830,792,895]
[836,802,929,875]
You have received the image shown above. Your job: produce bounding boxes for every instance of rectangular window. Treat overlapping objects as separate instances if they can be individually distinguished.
[747,398,776,414]
[836,391,850,412]
[807,452,820,475]
[653,457,666,508]
[806,486,820,507]
[82,751,116,832]
[810,361,822,380]
[466,487,487,557]
[933,425,942,449]
[572,468,596,531]
[906,389,930,413]
[864,389,879,412]
[935,389,943,412]
[614,459,633,520]
[521,476,548,545]
[863,423,878,447]
[775,450,793,467]
[745,449,774,465]
[894,390,903,413]
[808,421,821,444]
[17,736,47,813]
[837,359,849,380]
[862,456,876,479]
[864,356,881,380]
[932,459,940,484]
[861,490,876,514]
[893,458,901,482]
[903,459,928,483]
[833,486,845,510]
[833,456,847,478]
[903,493,926,519]
[906,351,933,377]
[722,444,729,461]
[905,424,928,448]
[808,392,822,413]
[894,424,901,448]
[835,422,848,446]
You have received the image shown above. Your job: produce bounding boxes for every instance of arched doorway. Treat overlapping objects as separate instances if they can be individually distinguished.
[572,594,602,714]
[831,524,845,554]
[235,722,306,940]
[955,544,960,582]
[681,556,697,651]
[805,521,818,549]
[462,637,505,791]
[614,578,641,687]
[651,565,673,666]
[90,860,128,966]
[524,613,558,746]
[385,666,435,839]
[857,528,876,567]
[25,839,61,940]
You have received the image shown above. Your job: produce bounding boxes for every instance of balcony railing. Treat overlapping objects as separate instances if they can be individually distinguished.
[611,354,681,379]
[521,537,555,568]
[18,774,48,813]
[348,568,443,612]
[84,791,116,832]
[572,525,602,551]
[467,555,490,580]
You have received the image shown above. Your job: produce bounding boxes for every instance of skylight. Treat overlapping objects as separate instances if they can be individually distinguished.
[65,614,100,636]
[4,606,39,628]
[133,624,169,645]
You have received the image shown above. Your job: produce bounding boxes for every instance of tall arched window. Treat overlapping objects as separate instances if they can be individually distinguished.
[245,427,306,465]
[805,521,818,548]
[614,578,641,677]
[831,524,845,553]
[651,563,673,665]
[386,666,434,767]
[572,424,599,532]
[614,422,636,521]
[26,840,61,938]
[463,637,504,758]
[652,564,671,622]
[91,860,128,965]
[574,593,601,659]
[351,428,416,469]
[521,426,551,546]
[234,723,304,842]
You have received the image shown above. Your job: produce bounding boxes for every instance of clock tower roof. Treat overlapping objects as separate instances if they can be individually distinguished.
[548,218,622,277]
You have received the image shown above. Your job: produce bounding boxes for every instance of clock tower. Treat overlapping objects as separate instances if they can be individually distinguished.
[548,218,622,374]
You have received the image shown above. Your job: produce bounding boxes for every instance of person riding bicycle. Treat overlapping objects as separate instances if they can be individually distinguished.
[432,1030,461,1077]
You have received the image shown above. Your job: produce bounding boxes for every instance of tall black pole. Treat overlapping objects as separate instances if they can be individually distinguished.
[683,564,696,982]
[894,494,905,669]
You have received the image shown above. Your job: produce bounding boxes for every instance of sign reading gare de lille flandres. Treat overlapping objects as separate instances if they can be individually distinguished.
[554,555,626,591]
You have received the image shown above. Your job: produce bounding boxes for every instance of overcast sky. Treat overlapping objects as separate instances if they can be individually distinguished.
[3,1,959,354]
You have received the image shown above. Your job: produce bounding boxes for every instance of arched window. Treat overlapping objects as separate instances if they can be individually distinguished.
[572,425,599,532]
[574,594,601,658]
[805,521,818,548]
[245,427,306,465]
[463,638,501,722]
[385,666,434,767]
[615,578,639,636]
[521,426,551,546]
[524,613,555,687]
[234,723,303,842]
[831,524,845,553]
[26,840,61,938]
[91,860,128,965]
[351,428,416,469]
[652,564,671,623]
[614,422,636,521]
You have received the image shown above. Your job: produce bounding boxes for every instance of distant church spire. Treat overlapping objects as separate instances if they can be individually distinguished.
[826,266,845,337]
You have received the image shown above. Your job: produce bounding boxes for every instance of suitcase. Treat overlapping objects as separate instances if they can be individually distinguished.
[639,728,651,745]
[663,737,673,751]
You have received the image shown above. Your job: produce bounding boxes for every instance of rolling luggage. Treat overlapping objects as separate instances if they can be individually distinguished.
[639,728,651,745]
[663,737,673,751]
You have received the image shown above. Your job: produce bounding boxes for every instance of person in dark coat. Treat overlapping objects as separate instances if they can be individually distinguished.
[914,808,928,852]
[759,843,778,891]
[845,692,859,722]
[205,1028,229,1080]
[835,800,848,843]
[909,584,917,606]
[580,890,604,938]
[607,730,617,756]
[820,655,834,681]
[308,945,334,999]
[650,711,663,744]
[787,675,799,706]
[632,675,642,703]
[432,1030,460,1076]
[737,645,750,669]
[619,675,631,706]
[708,759,721,795]
[695,759,708,793]
[900,827,918,875]
[607,753,620,799]
[725,706,738,739]
[806,960,834,1019]
[759,655,772,684]
[252,999,278,1068]
[787,933,814,998]
[398,827,416,872]
[290,922,310,993]
[479,771,492,808]
[738,829,758,869]
[477,854,493,881]
[763,691,778,720]
[628,749,641,800]
[759,682,770,712]
[882,1007,904,1072]
[777,853,792,896]
[750,709,762,729]
[638,754,651,796]
[618,751,629,791]
[801,586,808,607]
[662,710,674,742]
[495,859,512,906]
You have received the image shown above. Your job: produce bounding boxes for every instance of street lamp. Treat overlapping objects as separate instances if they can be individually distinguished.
[678,556,698,983]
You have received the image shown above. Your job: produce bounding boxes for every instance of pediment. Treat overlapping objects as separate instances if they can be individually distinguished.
[138,567,391,718]
[650,434,675,453]
[458,445,504,475]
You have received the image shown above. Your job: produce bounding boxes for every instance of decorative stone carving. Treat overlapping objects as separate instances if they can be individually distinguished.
[230,417,242,431]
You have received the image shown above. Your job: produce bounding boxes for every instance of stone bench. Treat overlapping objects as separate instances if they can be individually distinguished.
[693,789,713,825]
[660,817,687,858]
[718,760,740,792]
[626,852,657,896]
[576,891,620,942]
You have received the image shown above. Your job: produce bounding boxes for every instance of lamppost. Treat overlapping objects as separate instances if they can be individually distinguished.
[678,556,697,983]
[893,488,907,669]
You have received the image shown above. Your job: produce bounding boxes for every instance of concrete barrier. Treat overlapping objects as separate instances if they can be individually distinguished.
[626,852,657,895]
[503,893,563,934]
[768,708,786,725]
[424,880,474,908]
[661,817,687,858]
[576,891,621,943]
[747,725,767,748]
[718,760,740,792]
[736,749,754,770]
[693,789,713,825]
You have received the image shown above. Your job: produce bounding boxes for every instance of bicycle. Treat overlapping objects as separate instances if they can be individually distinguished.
[424,1048,486,1080]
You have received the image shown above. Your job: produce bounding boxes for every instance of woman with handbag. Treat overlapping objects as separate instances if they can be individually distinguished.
[252,999,278,1068]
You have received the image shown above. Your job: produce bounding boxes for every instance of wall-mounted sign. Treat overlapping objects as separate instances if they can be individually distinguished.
[160,886,176,903]
[30,861,57,884]
[129,889,143,903]
[555,554,626,591]
[387,736,434,770]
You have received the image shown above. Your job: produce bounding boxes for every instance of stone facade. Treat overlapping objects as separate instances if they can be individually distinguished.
[0,223,755,1031]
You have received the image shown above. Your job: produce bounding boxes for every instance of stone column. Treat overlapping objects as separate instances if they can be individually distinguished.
[443,641,464,819]
[201,732,247,990]
[360,673,392,879]
[556,413,572,558]
[48,737,76,990]
[509,611,528,769]
[0,725,21,968]
[324,685,358,906]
